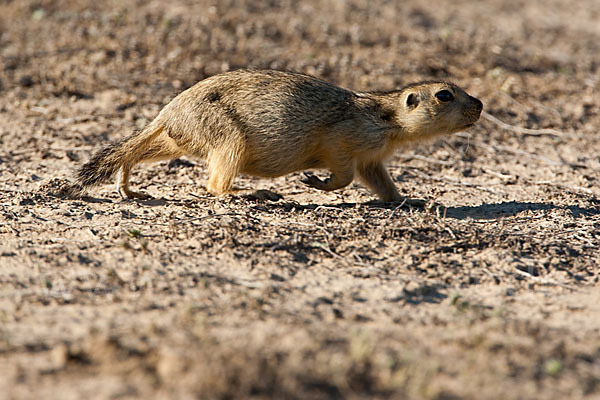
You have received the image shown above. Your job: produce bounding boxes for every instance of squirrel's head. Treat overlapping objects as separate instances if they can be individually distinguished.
[395,82,483,140]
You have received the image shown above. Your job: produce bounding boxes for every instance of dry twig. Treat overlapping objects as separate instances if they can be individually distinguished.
[482,111,565,137]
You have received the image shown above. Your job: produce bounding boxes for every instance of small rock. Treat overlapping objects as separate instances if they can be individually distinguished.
[19,75,34,87]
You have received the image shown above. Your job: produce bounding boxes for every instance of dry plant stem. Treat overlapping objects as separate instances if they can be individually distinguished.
[482,111,565,137]
[513,268,575,290]
[456,132,574,168]
[535,181,594,195]
[483,169,515,179]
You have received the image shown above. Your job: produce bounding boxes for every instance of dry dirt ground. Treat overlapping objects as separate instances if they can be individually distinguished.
[1,1,600,399]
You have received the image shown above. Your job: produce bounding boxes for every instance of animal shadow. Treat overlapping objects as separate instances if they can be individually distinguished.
[444,200,600,220]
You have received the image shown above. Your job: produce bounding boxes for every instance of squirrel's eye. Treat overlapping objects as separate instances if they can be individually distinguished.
[435,90,454,102]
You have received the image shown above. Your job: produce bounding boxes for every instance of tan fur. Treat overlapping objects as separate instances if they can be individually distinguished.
[74,69,482,201]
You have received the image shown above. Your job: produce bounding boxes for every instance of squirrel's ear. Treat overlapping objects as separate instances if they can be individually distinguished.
[406,93,419,109]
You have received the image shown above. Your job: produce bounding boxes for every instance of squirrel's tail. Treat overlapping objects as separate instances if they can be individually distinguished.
[74,120,165,191]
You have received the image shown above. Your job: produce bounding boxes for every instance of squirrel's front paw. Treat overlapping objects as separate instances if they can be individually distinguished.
[300,172,325,189]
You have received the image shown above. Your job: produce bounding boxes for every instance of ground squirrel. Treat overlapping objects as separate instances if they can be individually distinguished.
[73,69,482,201]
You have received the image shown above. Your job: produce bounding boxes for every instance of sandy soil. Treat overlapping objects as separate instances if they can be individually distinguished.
[1,1,599,399]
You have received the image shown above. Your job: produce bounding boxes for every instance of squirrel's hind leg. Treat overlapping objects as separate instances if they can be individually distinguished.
[116,135,185,200]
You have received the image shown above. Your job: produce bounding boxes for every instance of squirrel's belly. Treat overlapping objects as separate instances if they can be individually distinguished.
[241,153,326,177]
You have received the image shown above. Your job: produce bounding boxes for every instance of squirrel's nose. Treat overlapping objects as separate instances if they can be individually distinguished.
[470,96,483,113]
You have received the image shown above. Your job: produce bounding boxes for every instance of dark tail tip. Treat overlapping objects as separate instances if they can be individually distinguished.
[76,144,120,188]
[61,182,86,199]
[37,178,86,199]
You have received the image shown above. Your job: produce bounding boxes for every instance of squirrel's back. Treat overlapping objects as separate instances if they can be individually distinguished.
[161,70,378,176]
